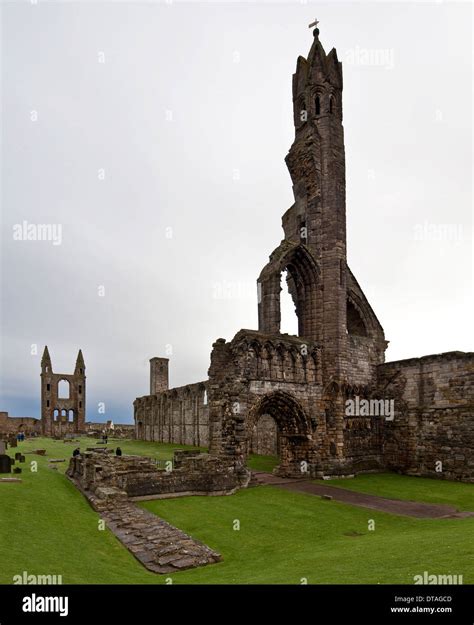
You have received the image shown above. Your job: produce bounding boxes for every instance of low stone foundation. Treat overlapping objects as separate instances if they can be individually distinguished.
[66,449,246,572]
[67,449,251,498]
[70,481,221,573]
[66,449,251,572]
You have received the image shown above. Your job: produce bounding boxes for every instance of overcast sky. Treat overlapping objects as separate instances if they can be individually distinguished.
[1,1,472,424]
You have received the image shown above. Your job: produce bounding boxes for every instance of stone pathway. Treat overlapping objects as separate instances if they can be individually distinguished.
[70,480,221,574]
[252,472,474,519]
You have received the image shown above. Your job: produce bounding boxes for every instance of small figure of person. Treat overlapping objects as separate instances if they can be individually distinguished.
[72,447,81,457]
[115,447,122,457]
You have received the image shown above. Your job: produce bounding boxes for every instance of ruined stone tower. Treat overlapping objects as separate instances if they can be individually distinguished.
[257,26,386,385]
[150,357,169,394]
[135,26,474,483]
[41,347,86,436]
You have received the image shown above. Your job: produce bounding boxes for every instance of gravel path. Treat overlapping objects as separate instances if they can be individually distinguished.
[252,472,474,519]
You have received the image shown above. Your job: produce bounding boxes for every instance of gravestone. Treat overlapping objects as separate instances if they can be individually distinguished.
[0,455,12,474]
[0,440,6,455]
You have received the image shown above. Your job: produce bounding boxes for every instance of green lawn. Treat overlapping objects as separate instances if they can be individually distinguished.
[246,453,279,473]
[1,437,473,585]
[323,473,474,512]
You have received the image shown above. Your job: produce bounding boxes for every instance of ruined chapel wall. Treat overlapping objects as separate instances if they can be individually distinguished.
[0,413,41,435]
[378,352,474,481]
[346,335,382,387]
[134,382,209,448]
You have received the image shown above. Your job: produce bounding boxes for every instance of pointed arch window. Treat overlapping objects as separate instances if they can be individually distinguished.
[347,300,368,337]
[329,95,334,114]
[58,379,70,399]
[315,95,321,116]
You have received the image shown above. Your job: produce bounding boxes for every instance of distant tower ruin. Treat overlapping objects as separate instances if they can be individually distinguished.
[150,357,169,394]
[41,347,86,436]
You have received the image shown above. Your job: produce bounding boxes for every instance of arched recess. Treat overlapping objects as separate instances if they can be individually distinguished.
[346,291,376,338]
[250,413,279,456]
[58,379,70,399]
[347,299,367,337]
[247,391,312,474]
[280,270,299,335]
[258,243,320,340]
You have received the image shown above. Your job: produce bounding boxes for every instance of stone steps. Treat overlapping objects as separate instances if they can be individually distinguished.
[69,478,221,574]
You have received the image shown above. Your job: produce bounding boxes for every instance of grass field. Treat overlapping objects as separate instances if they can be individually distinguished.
[325,473,474,512]
[1,437,473,585]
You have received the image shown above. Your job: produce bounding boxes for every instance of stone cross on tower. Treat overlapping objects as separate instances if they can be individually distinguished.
[308,19,319,29]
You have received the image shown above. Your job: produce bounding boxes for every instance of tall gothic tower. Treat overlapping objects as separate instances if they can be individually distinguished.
[258,26,386,386]
[41,347,86,436]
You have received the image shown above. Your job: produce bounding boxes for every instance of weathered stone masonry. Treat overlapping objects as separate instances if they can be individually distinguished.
[134,27,473,483]
[378,352,474,482]
[41,346,86,437]
[67,451,225,573]
[135,380,209,447]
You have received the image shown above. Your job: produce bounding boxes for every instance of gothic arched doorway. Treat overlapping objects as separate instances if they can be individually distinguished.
[250,413,279,456]
[247,391,312,476]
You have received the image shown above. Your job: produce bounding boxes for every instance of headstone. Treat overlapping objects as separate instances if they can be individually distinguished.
[15,452,22,461]
[0,441,6,455]
[13,467,22,474]
[20,455,25,463]
[0,455,12,474]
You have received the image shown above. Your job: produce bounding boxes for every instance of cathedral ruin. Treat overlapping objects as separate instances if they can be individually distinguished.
[134,28,473,483]
[41,346,86,436]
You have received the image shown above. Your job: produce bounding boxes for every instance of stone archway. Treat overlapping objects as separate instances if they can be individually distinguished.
[247,391,312,476]
[250,413,279,456]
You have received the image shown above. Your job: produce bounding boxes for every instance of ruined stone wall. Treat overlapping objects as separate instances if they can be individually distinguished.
[0,413,41,435]
[378,352,474,482]
[346,335,382,387]
[343,412,384,473]
[84,422,136,438]
[207,331,325,476]
[250,414,278,455]
[134,382,209,448]
[68,449,249,498]
[41,347,86,436]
